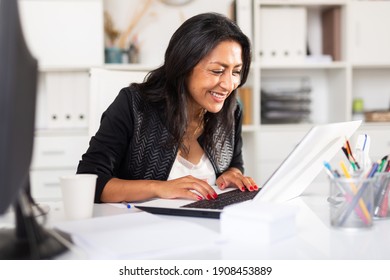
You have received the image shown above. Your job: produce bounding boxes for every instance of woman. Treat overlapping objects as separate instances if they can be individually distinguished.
[77,12,258,203]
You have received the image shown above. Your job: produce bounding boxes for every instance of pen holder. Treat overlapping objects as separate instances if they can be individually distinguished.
[329,177,374,229]
[373,172,390,219]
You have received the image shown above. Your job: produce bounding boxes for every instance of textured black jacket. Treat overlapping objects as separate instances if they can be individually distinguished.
[77,85,244,202]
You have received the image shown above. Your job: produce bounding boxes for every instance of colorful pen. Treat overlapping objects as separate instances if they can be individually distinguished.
[385,160,390,172]
[366,161,379,178]
[323,161,341,179]
[344,139,360,170]
[379,189,389,217]
[374,180,389,217]
[378,155,388,173]
[323,161,335,178]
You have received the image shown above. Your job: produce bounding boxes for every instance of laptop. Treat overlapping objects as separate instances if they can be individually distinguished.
[134,120,362,219]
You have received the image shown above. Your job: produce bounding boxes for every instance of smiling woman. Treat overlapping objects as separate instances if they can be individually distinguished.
[77,12,257,205]
[186,40,243,114]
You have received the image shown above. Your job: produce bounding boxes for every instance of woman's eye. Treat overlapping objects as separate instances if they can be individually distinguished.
[211,70,224,74]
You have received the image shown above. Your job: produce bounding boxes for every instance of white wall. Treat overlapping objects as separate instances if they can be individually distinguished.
[104,0,234,65]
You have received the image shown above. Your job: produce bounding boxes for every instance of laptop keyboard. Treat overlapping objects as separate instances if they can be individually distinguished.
[181,189,260,210]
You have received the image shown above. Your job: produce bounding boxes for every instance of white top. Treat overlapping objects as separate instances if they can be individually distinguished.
[168,154,216,185]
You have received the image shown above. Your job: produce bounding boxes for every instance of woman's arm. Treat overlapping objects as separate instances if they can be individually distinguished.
[77,88,133,202]
[101,176,218,203]
[215,104,257,191]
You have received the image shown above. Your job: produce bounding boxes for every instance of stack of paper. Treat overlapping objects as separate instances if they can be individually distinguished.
[221,201,298,244]
[54,212,219,259]
[261,77,312,124]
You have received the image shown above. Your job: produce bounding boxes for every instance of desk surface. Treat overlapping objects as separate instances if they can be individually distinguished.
[2,183,390,260]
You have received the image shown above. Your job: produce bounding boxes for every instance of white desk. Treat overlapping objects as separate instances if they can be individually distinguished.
[2,183,390,260]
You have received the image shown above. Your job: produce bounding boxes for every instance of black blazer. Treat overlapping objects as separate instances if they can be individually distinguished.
[77,85,244,202]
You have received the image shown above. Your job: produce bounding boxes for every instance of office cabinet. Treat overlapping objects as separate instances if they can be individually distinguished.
[247,0,390,182]
[348,1,390,65]
[30,134,90,200]
[250,0,390,124]
[31,70,92,200]
[19,0,104,200]
[253,1,349,125]
[19,0,104,68]
[347,2,390,123]
[30,170,74,201]
[31,135,89,170]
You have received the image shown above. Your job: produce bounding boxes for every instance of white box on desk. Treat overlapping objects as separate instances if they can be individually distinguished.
[220,201,298,244]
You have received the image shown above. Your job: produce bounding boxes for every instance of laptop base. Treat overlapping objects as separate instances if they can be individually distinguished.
[135,206,221,219]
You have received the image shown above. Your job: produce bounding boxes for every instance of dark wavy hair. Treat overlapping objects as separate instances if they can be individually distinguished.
[135,12,251,152]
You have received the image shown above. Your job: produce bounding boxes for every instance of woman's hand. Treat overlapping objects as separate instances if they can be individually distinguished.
[216,168,258,192]
[154,175,218,201]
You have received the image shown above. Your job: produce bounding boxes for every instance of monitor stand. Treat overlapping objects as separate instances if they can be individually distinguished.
[0,191,69,259]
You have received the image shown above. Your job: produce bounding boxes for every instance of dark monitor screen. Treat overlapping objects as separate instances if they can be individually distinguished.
[0,0,68,259]
[0,0,37,214]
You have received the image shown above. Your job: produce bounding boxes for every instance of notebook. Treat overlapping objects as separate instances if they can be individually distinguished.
[134,120,362,219]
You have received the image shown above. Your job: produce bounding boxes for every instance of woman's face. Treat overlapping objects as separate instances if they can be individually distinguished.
[186,40,243,115]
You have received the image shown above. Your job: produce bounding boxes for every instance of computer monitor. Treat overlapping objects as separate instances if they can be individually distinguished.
[0,0,67,259]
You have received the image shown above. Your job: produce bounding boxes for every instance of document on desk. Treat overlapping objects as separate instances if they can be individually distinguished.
[54,212,219,259]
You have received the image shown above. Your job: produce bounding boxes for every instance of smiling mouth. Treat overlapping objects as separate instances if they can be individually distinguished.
[210,91,226,101]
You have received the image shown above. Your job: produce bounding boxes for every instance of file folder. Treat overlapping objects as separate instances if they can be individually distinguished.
[259,7,307,64]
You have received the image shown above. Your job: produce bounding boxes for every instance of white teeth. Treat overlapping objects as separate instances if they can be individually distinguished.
[210,91,224,98]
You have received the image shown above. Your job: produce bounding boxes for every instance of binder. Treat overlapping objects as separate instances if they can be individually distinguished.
[45,72,66,129]
[259,7,307,64]
[235,0,253,43]
[45,72,89,129]
[70,72,89,129]
[237,87,253,125]
[322,7,341,61]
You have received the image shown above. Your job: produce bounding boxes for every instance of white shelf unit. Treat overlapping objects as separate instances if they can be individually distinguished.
[253,0,349,125]
[250,0,390,125]
[245,0,390,183]
[19,0,104,201]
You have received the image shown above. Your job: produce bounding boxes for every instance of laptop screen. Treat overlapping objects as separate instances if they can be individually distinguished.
[255,120,362,202]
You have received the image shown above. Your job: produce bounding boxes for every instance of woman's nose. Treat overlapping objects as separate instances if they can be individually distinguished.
[220,72,238,91]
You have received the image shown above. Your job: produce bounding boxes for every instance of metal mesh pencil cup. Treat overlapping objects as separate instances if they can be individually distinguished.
[329,177,374,229]
[372,172,390,219]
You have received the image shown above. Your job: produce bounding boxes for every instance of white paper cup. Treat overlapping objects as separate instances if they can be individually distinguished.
[60,174,97,220]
